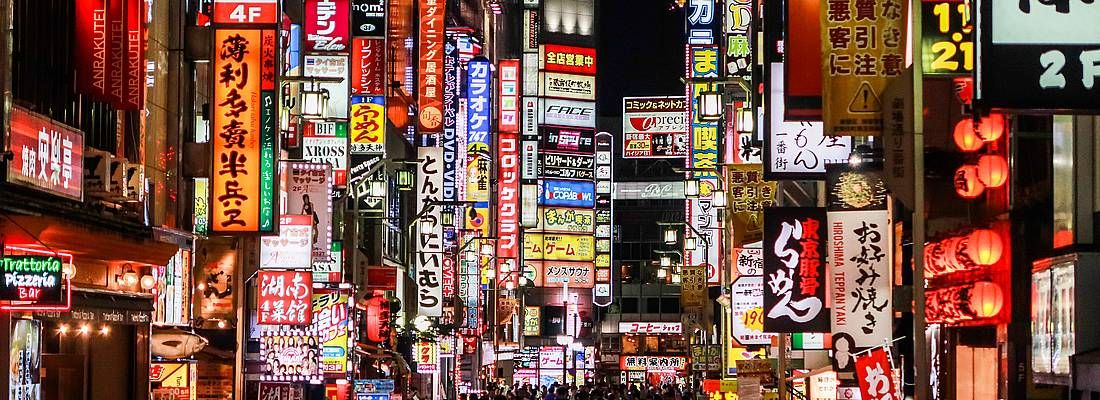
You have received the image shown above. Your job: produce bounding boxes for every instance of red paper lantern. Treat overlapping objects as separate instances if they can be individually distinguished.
[977,154,1008,188]
[365,295,392,343]
[967,229,1003,266]
[388,98,409,129]
[977,113,1005,142]
[954,165,985,198]
[968,281,1003,318]
[953,120,983,152]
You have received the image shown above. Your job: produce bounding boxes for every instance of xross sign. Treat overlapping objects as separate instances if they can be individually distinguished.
[978,0,1100,110]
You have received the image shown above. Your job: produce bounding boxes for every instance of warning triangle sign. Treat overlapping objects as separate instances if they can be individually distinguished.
[848,81,882,113]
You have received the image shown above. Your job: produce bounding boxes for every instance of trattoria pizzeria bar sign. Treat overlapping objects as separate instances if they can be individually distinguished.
[1,255,66,306]
[977,0,1100,111]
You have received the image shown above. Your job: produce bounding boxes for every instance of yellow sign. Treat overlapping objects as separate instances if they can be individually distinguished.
[820,0,908,136]
[523,233,595,261]
[681,266,707,307]
[537,207,595,233]
[728,164,776,247]
[350,98,386,154]
[523,306,541,336]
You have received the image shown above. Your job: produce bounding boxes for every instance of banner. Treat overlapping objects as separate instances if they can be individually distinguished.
[302,122,348,186]
[540,72,596,100]
[284,162,333,264]
[622,96,689,158]
[312,291,350,374]
[540,99,597,128]
[855,348,901,400]
[762,207,829,333]
[257,271,313,325]
[305,0,349,52]
[498,132,521,259]
[829,210,892,347]
[820,0,906,136]
[765,63,852,180]
[350,96,386,154]
[211,29,277,233]
[7,107,84,200]
[417,0,445,135]
[415,147,444,317]
[351,38,386,94]
[524,234,595,261]
[351,0,386,37]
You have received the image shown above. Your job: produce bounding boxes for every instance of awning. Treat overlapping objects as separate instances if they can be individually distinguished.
[1073,349,1100,392]
[0,214,179,266]
[33,288,154,325]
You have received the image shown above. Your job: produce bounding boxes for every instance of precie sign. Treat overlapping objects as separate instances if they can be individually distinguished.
[622,96,689,158]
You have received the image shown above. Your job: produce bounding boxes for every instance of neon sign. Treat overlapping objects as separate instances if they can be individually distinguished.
[1,246,73,311]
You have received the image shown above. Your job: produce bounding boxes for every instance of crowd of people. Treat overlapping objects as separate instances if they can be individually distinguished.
[457,382,698,400]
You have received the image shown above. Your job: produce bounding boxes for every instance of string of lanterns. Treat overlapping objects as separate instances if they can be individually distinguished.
[924,228,1004,278]
[953,113,1008,199]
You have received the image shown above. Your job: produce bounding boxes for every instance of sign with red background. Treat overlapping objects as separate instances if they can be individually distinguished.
[351,38,386,94]
[7,107,84,200]
[540,44,597,75]
[257,271,313,325]
[855,348,900,400]
[305,0,348,52]
[497,132,520,258]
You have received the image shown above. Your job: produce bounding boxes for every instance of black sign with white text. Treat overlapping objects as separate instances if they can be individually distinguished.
[762,207,829,333]
[539,153,595,180]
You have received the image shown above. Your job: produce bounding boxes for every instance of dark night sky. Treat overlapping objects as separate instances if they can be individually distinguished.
[597,0,686,117]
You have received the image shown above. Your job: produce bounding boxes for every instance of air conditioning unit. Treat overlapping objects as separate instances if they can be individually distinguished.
[83,149,112,195]
[123,162,145,202]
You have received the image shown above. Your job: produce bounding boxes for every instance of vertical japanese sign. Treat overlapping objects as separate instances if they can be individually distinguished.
[211,29,278,233]
[284,162,333,265]
[855,348,901,400]
[724,0,752,78]
[312,291,350,374]
[499,59,521,133]
[257,271,313,325]
[977,0,1100,110]
[762,207,829,333]
[305,0,349,52]
[621,97,689,159]
[686,0,719,45]
[829,209,892,347]
[730,250,774,345]
[351,38,386,94]
[465,57,492,203]
[443,33,461,204]
[820,0,907,136]
[593,132,614,306]
[416,147,444,317]
[728,164,776,247]
[765,63,852,180]
[6,107,84,200]
[498,132,521,259]
[686,45,721,284]
[417,0,445,135]
[350,96,386,154]
[682,265,708,330]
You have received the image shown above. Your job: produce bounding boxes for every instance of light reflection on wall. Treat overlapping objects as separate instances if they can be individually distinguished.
[543,0,594,36]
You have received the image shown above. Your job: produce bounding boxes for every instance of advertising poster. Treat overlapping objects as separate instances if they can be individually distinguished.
[415,147,444,317]
[10,319,40,400]
[196,239,237,323]
[820,0,906,136]
[829,210,893,347]
[259,215,314,270]
[259,327,322,381]
[284,162,333,264]
[257,271,313,325]
[312,291,350,374]
[524,234,596,262]
[622,97,689,158]
[304,55,350,119]
[762,207,829,333]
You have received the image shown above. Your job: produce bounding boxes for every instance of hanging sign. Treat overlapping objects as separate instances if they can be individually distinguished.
[762,207,829,333]
[819,0,906,136]
[976,0,1100,110]
[351,38,386,94]
[417,0,445,135]
[826,165,889,211]
[0,251,69,308]
[211,29,278,233]
[685,0,718,44]
[622,97,689,159]
[829,210,893,347]
[257,271,313,325]
[259,215,314,270]
[212,0,278,24]
[284,162,333,264]
[304,55,350,119]
[415,147,444,317]
[305,0,349,52]
[350,96,386,154]
[724,0,753,78]
[729,164,777,247]
[466,57,493,203]
[351,0,386,37]
[855,348,901,400]
[498,132,521,259]
[765,63,852,180]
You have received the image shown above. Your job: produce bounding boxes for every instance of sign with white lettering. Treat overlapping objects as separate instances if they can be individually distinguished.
[0,253,68,307]
[612,182,685,200]
[7,107,84,200]
[617,322,682,334]
[305,0,348,52]
[762,207,829,333]
[977,0,1100,110]
[539,126,594,154]
[622,97,689,158]
[539,152,595,180]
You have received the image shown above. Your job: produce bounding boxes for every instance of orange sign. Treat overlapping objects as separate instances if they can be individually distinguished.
[211,29,277,233]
